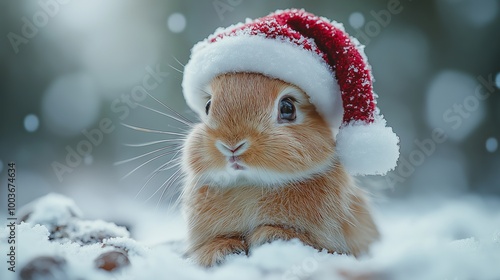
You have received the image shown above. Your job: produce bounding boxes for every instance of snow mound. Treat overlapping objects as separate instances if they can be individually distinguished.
[18,193,83,227]
[17,193,129,244]
[2,194,500,280]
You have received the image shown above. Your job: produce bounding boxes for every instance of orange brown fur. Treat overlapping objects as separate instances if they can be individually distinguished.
[182,73,379,267]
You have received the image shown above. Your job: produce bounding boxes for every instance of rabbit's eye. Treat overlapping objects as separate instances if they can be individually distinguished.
[279,97,296,122]
[205,99,211,115]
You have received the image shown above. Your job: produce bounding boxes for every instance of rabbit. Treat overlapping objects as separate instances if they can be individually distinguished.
[181,72,380,267]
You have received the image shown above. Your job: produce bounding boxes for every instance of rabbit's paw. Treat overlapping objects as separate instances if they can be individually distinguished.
[249,225,312,248]
[192,236,248,267]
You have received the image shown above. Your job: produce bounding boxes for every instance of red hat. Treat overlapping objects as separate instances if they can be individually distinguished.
[182,9,399,175]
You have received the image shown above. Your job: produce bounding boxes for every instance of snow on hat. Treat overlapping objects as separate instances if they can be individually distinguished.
[182,9,399,176]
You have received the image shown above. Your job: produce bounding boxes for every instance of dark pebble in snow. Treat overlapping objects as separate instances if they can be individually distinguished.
[19,256,67,280]
[94,250,130,272]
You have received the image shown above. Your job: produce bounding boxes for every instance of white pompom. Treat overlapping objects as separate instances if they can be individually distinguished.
[336,118,400,176]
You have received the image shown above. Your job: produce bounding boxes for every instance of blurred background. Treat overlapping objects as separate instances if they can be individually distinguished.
[0,0,499,224]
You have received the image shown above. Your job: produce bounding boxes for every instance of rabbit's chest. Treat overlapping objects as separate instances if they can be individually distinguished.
[190,183,331,234]
[255,185,327,229]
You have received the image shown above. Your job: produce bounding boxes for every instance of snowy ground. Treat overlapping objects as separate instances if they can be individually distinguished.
[2,193,500,280]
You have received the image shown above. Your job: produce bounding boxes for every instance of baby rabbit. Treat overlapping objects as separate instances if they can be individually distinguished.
[181,73,379,267]
[180,9,399,267]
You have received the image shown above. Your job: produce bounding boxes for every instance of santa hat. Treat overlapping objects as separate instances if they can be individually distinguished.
[182,9,399,176]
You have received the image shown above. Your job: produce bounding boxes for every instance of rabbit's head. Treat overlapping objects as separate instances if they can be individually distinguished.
[182,73,337,188]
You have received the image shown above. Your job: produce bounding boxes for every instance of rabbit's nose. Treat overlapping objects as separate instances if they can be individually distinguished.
[215,140,248,156]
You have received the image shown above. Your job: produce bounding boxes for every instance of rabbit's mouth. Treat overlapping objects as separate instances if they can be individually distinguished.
[230,162,245,171]
[228,156,246,171]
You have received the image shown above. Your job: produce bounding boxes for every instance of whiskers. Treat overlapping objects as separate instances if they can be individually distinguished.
[123,139,183,147]
[168,56,186,75]
[121,123,187,137]
[115,144,182,179]
[115,91,193,210]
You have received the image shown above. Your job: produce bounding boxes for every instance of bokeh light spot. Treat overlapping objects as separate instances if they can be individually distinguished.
[349,12,365,29]
[168,13,186,33]
[42,73,101,137]
[24,114,40,133]
[84,154,94,165]
[438,0,498,27]
[486,137,498,153]
[425,70,485,141]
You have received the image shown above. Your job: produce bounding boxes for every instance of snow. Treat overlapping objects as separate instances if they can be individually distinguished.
[67,219,130,245]
[19,193,83,227]
[17,193,129,245]
[3,193,500,280]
